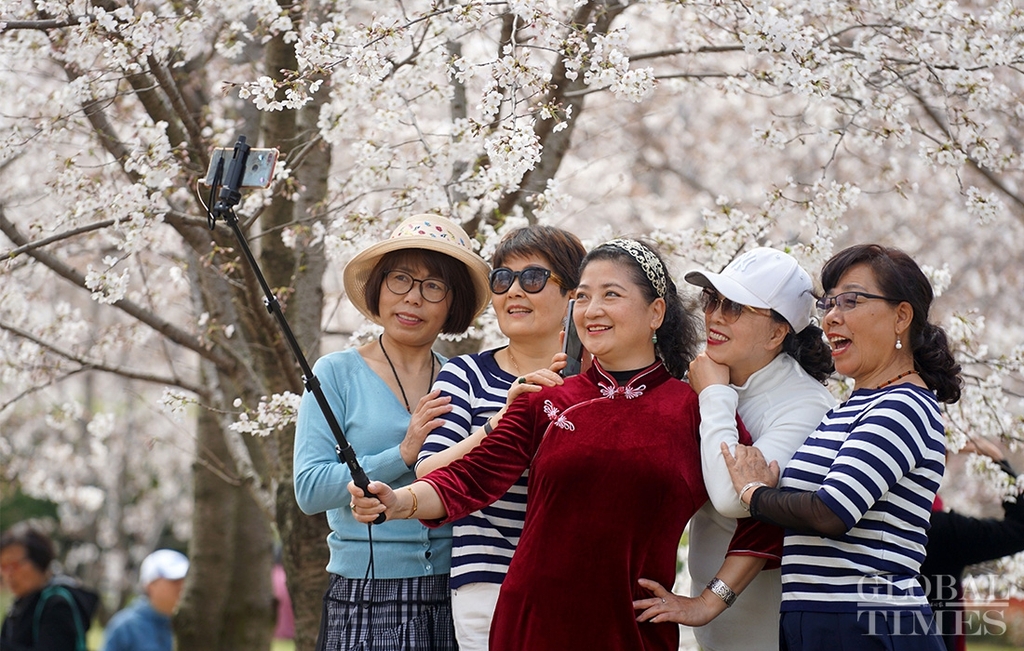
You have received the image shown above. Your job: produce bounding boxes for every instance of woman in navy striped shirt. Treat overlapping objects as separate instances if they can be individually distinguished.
[415,225,586,650]
[722,244,962,651]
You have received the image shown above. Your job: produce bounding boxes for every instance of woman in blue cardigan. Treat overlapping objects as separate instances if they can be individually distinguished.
[293,214,490,651]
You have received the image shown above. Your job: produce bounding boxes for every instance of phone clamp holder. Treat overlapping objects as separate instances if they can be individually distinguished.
[204,135,385,523]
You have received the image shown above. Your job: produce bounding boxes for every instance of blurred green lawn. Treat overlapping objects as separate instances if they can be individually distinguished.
[86,627,297,650]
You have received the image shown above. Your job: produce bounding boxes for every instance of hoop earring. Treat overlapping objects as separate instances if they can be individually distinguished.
[895,337,902,350]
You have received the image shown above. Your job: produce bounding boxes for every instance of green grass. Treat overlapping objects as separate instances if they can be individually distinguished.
[87,628,296,650]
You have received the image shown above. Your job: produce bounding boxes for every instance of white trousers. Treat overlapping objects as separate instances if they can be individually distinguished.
[451,582,501,651]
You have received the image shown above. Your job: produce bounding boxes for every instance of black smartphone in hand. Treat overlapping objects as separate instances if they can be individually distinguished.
[560,299,584,377]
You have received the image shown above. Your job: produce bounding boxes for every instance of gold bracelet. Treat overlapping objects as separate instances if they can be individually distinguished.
[405,485,418,517]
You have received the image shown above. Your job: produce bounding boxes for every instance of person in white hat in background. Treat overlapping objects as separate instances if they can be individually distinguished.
[294,214,490,651]
[633,247,836,651]
[101,549,189,651]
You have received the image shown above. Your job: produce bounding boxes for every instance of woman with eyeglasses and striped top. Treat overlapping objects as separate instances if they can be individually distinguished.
[721,244,962,651]
[414,225,586,651]
[633,247,836,651]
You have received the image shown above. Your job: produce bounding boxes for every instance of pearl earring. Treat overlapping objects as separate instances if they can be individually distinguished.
[652,332,658,345]
[895,337,902,350]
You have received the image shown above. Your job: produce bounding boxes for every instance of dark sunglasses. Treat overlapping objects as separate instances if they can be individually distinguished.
[489,267,561,295]
[701,289,771,323]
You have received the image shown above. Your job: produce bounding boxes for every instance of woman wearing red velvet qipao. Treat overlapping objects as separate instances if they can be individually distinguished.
[350,239,710,650]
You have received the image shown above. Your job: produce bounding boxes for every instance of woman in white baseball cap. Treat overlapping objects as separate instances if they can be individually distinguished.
[633,247,835,651]
[294,214,490,651]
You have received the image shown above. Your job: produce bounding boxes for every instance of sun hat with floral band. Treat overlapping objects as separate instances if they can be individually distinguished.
[343,214,492,324]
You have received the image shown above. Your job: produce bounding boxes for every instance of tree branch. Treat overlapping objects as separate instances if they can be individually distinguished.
[496,1,623,219]
[123,69,191,168]
[631,44,745,61]
[1,213,134,259]
[0,320,207,396]
[0,211,239,372]
[0,16,92,32]
[0,367,90,413]
[912,86,1024,228]
[147,56,208,167]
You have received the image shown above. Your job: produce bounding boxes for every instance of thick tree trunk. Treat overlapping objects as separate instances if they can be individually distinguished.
[174,393,240,649]
[222,482,276,649]
[255,1,339,643]
[175,373,275,651]
[277,480,330,651]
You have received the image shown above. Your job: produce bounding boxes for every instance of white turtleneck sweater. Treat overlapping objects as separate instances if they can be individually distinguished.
[688,353,836,651]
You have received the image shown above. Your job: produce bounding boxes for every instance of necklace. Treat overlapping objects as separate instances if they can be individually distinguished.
[378,334,437,413]
[507,347,522,375]
[876,369,918,390]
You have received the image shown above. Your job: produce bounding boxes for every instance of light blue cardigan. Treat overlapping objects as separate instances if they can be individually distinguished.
[294,348,453,579]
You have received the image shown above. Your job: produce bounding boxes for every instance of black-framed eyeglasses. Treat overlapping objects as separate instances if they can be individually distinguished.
[384,270,450,303]
[700,289,771,323]
[489,267,562,295]
[815,291,898,314]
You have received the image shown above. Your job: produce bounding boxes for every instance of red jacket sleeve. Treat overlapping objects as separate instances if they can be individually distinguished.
[724,415,783,570]
[419,390,541,526]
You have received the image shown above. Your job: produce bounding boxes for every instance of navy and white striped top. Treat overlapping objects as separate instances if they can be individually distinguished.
[417,349,528,588]
[778,384,946,612]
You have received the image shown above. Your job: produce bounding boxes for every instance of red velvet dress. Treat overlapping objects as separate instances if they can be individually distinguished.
[421,360,707,650]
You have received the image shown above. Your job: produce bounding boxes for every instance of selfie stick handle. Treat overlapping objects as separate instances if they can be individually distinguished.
[209,135,386,524]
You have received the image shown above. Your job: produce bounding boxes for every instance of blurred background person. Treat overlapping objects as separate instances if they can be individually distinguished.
[101,549,189,651]
[723,243,962,650]
[920,437,1024,651]
[0,522,98,651]
[294,214,490,651]
[415,224,586,650]
[271,554,294,641]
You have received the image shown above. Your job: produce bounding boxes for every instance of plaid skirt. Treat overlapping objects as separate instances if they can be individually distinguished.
[316,574,457,651]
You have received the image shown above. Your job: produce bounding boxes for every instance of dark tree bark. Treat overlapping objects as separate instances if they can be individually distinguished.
[175,386,274,651]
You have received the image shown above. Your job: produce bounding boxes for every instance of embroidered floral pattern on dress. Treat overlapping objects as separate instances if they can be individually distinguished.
[543,399,575,431]
[598,383,647,399]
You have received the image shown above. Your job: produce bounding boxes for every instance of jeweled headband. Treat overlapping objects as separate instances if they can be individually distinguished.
[602,238,667,298]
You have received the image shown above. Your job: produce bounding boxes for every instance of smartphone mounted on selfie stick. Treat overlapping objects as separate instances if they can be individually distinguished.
[204,135,386,524]
[560,299,584,377]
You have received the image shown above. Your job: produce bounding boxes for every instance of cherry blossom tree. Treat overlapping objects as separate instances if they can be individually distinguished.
[3,1,1023,648]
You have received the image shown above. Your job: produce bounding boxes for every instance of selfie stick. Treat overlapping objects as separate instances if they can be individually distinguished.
[207,135,386,524]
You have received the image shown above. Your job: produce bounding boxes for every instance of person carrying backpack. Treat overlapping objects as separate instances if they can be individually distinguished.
[1,523,98,651]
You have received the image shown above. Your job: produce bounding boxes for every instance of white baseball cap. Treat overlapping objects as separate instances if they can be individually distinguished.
[139,549,189,586]
[685,247,815,332]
